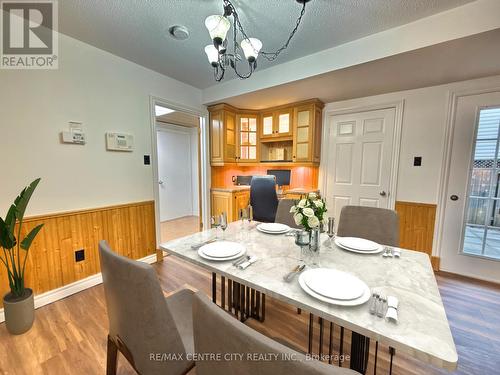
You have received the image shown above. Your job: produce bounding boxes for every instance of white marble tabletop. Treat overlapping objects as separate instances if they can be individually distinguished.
[160,222,458,370]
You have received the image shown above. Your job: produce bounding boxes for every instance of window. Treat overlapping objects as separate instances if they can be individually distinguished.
[463,107,500,259]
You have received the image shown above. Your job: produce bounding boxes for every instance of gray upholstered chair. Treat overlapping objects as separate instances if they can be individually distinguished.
[192,291,358,375]
[250,175,279,223]
[99,240,195,375]
[275,198,301,228]
[337,206,400,247]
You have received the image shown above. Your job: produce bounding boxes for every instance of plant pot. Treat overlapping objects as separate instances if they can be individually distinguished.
[3,288,34,335]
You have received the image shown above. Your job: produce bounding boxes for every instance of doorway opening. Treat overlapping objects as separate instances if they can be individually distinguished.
[150,100,208,248]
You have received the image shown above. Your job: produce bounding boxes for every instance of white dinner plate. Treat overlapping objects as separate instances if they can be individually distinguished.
[337,237,379,251]
[257,223,290,234]
[199,241,245,260]
[299,273,371,306]
[334,238,384,254]
[302,268,365,300]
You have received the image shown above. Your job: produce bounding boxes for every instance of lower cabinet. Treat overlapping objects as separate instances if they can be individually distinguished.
[211,190,250,222]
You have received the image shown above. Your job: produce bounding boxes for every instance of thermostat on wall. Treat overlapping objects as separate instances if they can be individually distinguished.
[106,132,134,151]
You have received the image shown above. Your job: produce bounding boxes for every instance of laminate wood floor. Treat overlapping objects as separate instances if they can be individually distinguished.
[160,216,200,243]
[0,257,499,375]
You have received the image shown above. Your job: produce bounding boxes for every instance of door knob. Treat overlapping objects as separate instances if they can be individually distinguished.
[379,191,387,197]
[159,180,164,185]
[450,195,459,201]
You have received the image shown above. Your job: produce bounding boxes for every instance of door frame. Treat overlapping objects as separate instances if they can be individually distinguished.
[149,96,210,257]
[319,100,404,210]
[435,86,500,262]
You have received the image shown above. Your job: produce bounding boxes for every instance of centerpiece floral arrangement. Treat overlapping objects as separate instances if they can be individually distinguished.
[290,192,327,231]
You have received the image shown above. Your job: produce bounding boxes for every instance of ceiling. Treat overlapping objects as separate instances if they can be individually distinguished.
[59,0,475,89]
[215,28,500,109]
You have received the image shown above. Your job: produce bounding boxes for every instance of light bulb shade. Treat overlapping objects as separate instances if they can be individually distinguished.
[240,38,262,62]
[204,45,219,66]
[205,15,230,45]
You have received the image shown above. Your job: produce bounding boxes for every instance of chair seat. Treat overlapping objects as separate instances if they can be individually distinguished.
[166,289,195,355]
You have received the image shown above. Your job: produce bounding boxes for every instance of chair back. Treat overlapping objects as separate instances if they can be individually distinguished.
[250,175,279,223]
[192,291,357,375]
[275,198,301,228]
[337,206,400,246]
[99,240,191,375]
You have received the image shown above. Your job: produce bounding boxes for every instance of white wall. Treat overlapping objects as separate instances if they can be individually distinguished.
[0,32,203,217]
[322,75,500,205]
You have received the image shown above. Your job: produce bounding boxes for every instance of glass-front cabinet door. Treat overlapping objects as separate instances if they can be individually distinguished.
[276,109,293,137]
[294,106,313,162]
[261,112,274,138]
[237,114,258,162]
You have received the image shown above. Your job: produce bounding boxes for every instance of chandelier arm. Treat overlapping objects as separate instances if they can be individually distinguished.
[230,15,253,79]
[223,0,307,61]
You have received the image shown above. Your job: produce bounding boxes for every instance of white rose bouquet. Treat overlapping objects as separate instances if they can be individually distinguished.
[289,192,327,231]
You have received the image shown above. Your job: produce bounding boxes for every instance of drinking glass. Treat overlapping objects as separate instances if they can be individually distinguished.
[219,212,228,239]
[211,215,220,238]
[294,230,310,264]
[247,205,253,225]
[326,217,335,248]
[239,207,248,228]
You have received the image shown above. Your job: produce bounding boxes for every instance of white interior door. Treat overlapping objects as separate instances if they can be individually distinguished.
[326,108,396,221]
[157,125,194,222]
[440,91,500,282]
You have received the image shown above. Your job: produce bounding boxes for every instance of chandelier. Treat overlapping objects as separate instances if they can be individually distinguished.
[204,0,311,82]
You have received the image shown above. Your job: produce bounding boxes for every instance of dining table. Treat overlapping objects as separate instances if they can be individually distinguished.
[160,221,458,374]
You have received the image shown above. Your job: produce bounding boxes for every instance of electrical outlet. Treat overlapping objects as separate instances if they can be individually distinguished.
[144,155,151,165]
[413,156,422,166]
[75,249,85,262]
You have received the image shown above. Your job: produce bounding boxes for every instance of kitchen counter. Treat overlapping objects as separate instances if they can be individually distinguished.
[211,186,251,193]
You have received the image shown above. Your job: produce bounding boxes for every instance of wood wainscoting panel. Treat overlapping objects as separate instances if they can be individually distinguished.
[395,201,438,268]
[0,201,156,306]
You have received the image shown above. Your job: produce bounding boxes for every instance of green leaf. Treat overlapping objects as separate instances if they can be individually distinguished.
[4,204,17,235]
[13,178,41,221]
[20,224,43,251]
[0,218,16,249]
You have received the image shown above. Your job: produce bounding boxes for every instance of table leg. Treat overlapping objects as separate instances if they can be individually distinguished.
[211,272,216,304]
[349,332,370,374]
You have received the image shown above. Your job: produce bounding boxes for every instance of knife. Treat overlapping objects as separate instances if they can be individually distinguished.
[283,264,306,282]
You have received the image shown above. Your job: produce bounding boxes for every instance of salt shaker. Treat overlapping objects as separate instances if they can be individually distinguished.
[369,293,378,315]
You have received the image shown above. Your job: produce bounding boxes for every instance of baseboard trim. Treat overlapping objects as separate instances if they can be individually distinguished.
[431,256,440,271]
[0,253,157,323]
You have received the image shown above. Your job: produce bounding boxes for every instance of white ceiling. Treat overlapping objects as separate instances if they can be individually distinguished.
[216,28,500,109]
[59,0,475,89]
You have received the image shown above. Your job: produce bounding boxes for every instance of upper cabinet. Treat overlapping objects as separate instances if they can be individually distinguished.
[208,99,323,166]
[260,108,293,139]
[293,101,323,163]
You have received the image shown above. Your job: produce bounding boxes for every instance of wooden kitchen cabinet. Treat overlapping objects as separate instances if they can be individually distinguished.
[211,189,250,223]
[209,104,237,165]
[293,100,324,163]
[209,99,323,166]
[260,108,293,139]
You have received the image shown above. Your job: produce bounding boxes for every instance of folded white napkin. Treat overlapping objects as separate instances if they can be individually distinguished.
[385,295,399,322]
[238,256,258,270]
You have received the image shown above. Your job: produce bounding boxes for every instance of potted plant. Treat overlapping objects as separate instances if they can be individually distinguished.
[290,192,328,250]
[0,178,43,334]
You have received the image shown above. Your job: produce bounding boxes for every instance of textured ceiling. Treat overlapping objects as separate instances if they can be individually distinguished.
[216,29,500,109]
[59,0,475,89]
